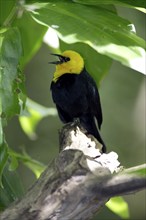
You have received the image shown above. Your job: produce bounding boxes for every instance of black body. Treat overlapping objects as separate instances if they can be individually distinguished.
[51,68,106,152]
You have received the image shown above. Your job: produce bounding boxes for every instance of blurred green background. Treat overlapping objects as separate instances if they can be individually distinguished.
[3,5,145,220]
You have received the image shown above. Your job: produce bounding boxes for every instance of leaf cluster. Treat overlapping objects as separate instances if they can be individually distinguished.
[0,0,145,218]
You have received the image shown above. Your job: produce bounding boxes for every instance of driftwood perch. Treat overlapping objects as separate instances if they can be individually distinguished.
[0,122,146,220]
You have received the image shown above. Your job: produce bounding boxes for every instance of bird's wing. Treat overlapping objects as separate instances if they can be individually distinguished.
[85,72,103,129]
[56,104,71,123]
[90,85,103,129]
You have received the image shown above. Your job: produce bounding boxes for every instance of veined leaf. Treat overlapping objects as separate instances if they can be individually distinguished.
[0,27,26,183]
[13,11,47,68]
[0,27,24,119]
[73,0,146,9]
[27,1,145,74]
[0,0,16,26]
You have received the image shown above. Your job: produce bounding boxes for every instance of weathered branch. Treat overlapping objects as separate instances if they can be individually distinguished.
[0,123,146,220]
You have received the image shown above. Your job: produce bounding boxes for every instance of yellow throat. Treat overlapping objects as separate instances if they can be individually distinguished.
[53,50,84,82]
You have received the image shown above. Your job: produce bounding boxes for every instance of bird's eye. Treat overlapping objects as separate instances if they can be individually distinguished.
[58,56,70,63]
[64,57,70,62]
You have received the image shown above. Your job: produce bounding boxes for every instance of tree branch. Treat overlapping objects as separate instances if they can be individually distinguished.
[0,123,146,220]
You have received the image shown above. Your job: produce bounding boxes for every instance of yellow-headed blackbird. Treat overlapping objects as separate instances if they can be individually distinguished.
[50,50,106,152]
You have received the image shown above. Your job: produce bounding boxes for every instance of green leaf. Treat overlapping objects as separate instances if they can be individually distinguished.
[0,139,9,183]
[106,196,130,219]
[8,155,18,172]
[8,149,46,178]
[13,11,47,68]
[0,165,24,210]
[0,27,25,119]
[22,154,46,178]
[19,108,41,140]
[60,41,112,83]
[27,1,146,74]
[19,98,57,139]
[0,0,16,26]
[0,187,11,210]
[73,0,146,9]
[0,118,4,145]
[0,117,9,185]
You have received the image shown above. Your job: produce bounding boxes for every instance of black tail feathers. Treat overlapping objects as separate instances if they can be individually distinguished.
[80,114,106,153]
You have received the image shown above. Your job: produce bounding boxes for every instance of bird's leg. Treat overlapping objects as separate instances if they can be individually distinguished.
[72,118,88,137]
[73,117,80,126]
[71,118,80,135]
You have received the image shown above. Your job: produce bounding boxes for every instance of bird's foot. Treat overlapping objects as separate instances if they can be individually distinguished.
[73,117,80,126]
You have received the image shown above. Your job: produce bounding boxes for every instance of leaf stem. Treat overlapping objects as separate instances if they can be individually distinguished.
[3,0,25,27]
[3,4,18,27]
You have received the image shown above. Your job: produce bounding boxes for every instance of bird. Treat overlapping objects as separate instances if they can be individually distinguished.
[50,50,106,153]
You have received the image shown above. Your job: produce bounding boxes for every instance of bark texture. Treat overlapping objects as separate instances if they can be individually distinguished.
[0,123,146,220]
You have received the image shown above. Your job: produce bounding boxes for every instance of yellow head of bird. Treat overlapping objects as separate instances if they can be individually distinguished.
[50,50,84,82]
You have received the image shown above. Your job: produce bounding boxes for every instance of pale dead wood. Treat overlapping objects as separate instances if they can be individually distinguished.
[0,122,146,220]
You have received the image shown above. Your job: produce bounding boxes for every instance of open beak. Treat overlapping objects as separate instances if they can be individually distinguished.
[49,54,66,64]
[49,54,70,64]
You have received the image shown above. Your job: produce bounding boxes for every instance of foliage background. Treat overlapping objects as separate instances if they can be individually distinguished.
[0,0,145,219]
